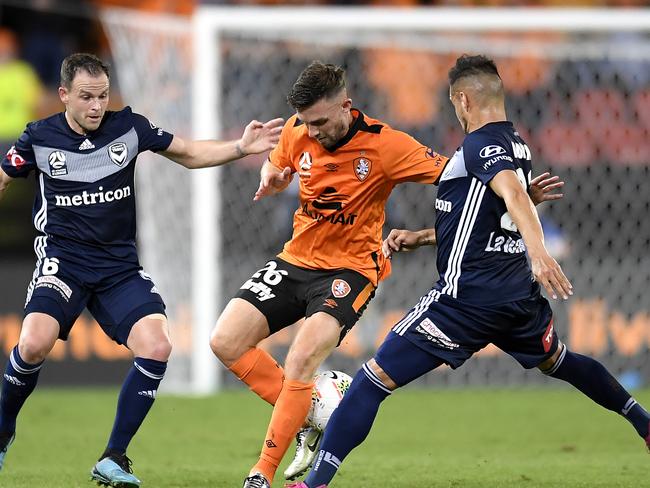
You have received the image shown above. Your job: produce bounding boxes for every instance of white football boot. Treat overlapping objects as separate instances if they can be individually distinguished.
[284,427,323,480]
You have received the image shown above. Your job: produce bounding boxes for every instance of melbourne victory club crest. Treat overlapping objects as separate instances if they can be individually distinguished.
[108,142,128,166]
[353,156,371,181]
[48,151,68,176]
[331,279,351,298]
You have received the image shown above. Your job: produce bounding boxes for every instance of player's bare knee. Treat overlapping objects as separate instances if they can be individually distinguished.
[538,341,565,373]
[18,336,51,364]
[148,337,172,361]
[210,325,246,366]
[367,358,398,391]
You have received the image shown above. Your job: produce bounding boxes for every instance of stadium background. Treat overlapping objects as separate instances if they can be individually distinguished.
[0,0,648,397]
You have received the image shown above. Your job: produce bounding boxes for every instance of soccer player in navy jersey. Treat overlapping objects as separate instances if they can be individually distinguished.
[0,53,282,487]
[289,54,650,488]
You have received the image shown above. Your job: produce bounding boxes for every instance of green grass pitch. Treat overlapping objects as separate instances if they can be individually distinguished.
[1,388,647,487]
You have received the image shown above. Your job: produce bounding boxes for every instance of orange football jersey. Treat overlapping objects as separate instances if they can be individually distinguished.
[269,109,448,286]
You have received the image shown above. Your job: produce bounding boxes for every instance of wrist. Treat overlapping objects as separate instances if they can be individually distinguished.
[235,140,247,157]
[418,229,435,246]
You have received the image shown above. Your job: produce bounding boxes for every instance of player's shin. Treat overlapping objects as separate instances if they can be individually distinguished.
[544,346,650,440]
[229,347,284,405]
[105,357,167,454]
[251,379,313,483]
[0,345,44,435]
[304,365,392,488]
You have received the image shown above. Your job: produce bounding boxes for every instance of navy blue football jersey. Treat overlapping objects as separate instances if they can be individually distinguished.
[1,107,173,260]
[433,121,539,305]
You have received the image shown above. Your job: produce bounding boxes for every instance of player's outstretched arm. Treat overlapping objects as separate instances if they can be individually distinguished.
[490,170,573,300]
[382,228,436,259]
[0,168,13,203]
[160,118,284,169]
[529,171,564,205]
[253,160,293,201]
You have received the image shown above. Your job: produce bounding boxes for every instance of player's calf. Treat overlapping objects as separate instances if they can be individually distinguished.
[541,343,650,448]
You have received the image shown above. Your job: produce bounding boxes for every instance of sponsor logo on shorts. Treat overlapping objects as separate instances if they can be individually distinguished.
[415,318,459,349]
[323,298,338,309]
[353,157,371,181]
[331,279,351,298]
[241,261,288,302]
[542,319,554,353]
[35,275,72,301]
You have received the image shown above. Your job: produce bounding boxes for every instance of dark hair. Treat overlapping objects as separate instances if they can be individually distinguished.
[448,54,500,86]
[287,61,346,110]
[60,53,110,88]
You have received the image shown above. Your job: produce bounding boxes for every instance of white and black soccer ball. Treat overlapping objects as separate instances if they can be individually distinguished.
[308,370,353,431]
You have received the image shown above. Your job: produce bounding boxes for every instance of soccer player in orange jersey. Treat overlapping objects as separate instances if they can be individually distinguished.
[209,61,559,488]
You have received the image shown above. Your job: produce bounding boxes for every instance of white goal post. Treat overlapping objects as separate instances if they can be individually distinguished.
[102,7,650,394]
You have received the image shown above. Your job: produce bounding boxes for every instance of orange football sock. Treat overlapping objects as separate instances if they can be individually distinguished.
[251,379,313,483]
[229,348,284,405]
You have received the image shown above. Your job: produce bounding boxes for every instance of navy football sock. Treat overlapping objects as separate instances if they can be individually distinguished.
[546,347,650,438]
[0,346,44,434]
[305,364,392,488]
[106,357,167,454]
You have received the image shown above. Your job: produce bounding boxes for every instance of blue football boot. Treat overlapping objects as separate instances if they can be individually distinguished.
[0,432,15,471]
[90,449,141,487]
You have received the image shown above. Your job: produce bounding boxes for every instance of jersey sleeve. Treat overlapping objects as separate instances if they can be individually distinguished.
[132,112,174,153]
[380,128,448,184]
[1,127,37,178]
[268,116,297,172]
[463,135,517,185]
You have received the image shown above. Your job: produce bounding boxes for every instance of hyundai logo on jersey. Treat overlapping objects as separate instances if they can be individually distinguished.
[479,145,506,158]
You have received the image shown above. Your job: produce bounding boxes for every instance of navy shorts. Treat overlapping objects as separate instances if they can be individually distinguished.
[24,237,165,345]
[235,257,375,343]
[379,289,557,378]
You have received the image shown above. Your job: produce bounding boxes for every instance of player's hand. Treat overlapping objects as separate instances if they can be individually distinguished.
[529,172,564,206]
[529,251,573,300]
[239,118,284,156]
[254,166,293,201]
[382,229,432,259]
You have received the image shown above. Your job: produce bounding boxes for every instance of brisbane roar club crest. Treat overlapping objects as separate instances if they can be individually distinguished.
[331,279,351,298]
[108,142,128,167]
[353,157,372,182]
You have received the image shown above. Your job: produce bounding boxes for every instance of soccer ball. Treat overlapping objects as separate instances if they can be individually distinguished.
[308,370,353,431]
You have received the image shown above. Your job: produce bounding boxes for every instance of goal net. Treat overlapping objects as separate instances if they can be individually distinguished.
[102,7,650,393]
